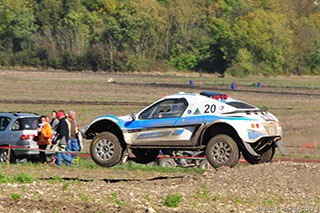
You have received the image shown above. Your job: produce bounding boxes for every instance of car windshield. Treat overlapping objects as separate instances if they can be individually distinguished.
[0,117,11,131]
[11,117,39,131]
[139,98,188,119]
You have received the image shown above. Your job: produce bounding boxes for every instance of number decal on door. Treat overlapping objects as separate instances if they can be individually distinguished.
[204,104,216,113]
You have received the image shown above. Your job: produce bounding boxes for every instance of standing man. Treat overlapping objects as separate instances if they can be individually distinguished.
[54,110,73,166]
[50,110,59,134]
[67,110,80,160]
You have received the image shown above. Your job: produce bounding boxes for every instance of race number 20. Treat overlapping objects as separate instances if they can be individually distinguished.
[204,104,216,113]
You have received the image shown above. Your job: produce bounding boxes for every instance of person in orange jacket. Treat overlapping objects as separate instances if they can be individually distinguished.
[37,115,52,163]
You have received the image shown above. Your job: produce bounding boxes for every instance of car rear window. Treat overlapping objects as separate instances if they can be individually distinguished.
[226,102,255,109]
[11,117,39,131]
[0,117,11,131]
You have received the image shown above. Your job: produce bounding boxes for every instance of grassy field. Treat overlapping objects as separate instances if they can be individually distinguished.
[0,69,320,212]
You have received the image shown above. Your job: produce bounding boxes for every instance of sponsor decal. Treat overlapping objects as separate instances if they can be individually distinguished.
[247,131,265,139]
[218,105,224,111]
[187,110,192,114]
[137,131,171,140]
[193,108,201,115]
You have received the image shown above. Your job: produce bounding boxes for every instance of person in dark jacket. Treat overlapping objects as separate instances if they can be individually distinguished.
[54,110,73,166]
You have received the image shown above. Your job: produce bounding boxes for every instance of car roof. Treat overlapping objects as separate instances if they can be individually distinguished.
[163,91,226,99]
[0,112,39,118]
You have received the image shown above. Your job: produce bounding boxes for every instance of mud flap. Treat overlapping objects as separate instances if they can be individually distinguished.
[243,142,259,157]
[276,140,288,155]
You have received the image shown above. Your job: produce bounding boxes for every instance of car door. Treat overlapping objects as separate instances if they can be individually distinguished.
[125,98,192,146]
[0,116,12,146]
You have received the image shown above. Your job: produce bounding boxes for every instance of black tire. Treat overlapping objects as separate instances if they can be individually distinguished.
[242,145,275,164]
[205,134,239,168]
[159,158,177,168]
[90,132,123,167]
[0,148,16,163]
[199,160,209,170]
[131,149,159,164]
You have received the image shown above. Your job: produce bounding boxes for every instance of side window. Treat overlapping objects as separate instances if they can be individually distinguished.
[11,118,38,131]
[139,98,188,119]
[0,117,11,131]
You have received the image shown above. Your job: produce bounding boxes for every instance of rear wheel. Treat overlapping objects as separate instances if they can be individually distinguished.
[0,148,16,163]
[131,149,159,164]
[242,145,275,164]
[159,158,177,168]
[205,134,239,168]
[90,132,123,167]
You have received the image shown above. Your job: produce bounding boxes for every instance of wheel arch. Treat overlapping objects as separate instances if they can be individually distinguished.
[84,119,125,147]
[200,122,245,151]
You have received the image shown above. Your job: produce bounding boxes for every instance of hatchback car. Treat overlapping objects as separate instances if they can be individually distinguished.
[0,112,49,162]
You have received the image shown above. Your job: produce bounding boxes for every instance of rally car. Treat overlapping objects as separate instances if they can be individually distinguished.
[82,92,287,168]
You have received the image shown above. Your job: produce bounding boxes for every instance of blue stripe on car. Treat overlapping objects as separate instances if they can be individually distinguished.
[97,115,255,130]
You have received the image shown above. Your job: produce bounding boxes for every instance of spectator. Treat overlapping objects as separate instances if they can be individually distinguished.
[54,110,73,166]
[67,110,80,160]
[50,110,59,134]
[37,115,52,163]
[45,115,50,123]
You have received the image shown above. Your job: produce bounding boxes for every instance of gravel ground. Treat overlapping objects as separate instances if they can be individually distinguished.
[0,161,319,212]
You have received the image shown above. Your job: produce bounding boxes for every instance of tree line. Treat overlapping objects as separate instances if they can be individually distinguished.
[0,0,319,76]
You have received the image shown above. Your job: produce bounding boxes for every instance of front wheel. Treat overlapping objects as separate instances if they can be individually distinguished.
[90,132,123,167]
[205,134,239,168]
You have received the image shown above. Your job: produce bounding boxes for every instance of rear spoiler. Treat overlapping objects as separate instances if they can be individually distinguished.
[222,109,268,115]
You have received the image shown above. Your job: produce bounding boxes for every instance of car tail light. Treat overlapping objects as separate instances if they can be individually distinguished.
[20,135,35,140]
[250,123,260,128]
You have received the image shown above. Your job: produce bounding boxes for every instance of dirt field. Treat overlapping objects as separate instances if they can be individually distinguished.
[0,69,320,212]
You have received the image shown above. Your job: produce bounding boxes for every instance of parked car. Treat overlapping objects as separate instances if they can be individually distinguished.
[82,91,287,168]
[0,112,51,163]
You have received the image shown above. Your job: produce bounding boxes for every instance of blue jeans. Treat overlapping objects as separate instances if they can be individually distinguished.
[56,152,73,166]
[55,144,73,166]
[67,138,80,160]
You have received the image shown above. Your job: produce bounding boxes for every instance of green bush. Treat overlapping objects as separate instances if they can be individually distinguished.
[164,193,182,207]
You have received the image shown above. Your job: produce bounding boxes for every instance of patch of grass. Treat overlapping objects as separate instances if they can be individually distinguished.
[81,193,89,202]
[62,182,69,191]
[0,172,36,183]
[263,198,276,205]
[111,192,126,206]
[114,161,205,173]
[48,176,65,184]
[233,196,244,204]
[145,194,151,201]
[34,192,42,201]
[258,104,272,109]
[195,184,212,201]
[11,193,21,200]
[164,193,182,207]
[13,172,37,183]
[70,177,83,186]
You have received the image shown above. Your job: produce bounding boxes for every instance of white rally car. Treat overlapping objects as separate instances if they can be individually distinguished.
[82,92,287,168]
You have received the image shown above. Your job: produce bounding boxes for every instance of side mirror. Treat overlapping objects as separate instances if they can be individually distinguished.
[130,113,136,121]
